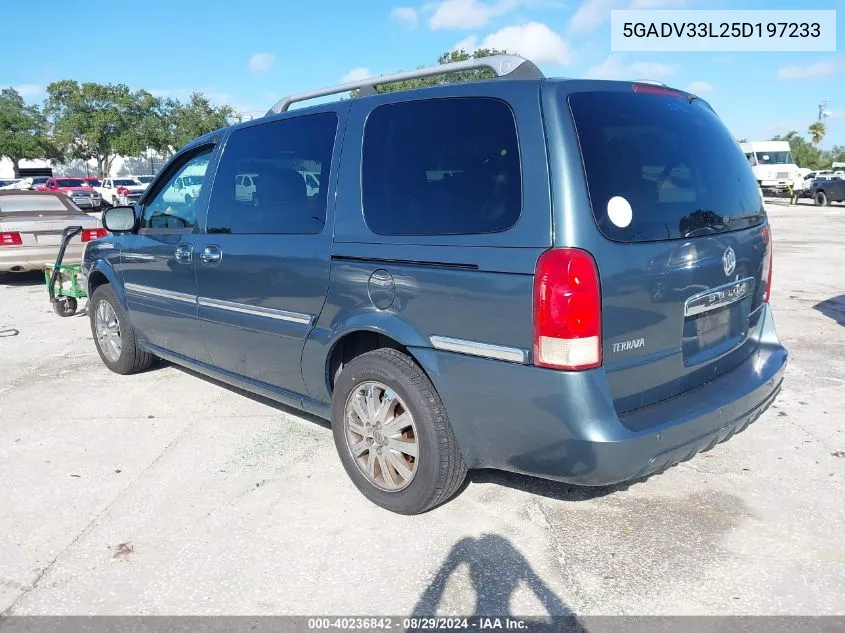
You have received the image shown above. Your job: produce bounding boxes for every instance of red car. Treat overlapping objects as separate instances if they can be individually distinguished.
[36,177,102,210]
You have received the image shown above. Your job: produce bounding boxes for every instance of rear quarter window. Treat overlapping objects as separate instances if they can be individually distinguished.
[362,97,522,236]
[569,90,765,242]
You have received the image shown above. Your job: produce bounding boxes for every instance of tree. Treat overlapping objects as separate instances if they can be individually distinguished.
[351,48,510,97]
[45,81,159,177]
[168,92,234,150]
[808,121,826,146]
[0,88,58,177]
[828,145,845,165]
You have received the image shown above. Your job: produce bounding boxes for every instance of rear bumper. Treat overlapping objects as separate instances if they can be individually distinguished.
[412,303,787,486]
[0,244,85,272]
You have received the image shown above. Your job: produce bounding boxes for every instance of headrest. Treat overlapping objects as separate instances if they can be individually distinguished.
[257,168,306,205]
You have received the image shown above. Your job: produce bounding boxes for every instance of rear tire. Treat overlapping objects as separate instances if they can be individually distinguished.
[331,348,467,514]
[89,284,154,374]
[815,191,829,206]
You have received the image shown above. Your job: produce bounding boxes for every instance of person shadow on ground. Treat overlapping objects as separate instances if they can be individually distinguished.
[409,534,586,632]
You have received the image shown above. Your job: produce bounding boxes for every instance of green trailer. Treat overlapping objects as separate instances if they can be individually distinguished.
[44,226,87,317]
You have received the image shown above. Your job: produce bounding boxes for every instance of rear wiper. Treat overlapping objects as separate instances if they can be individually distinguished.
[683,226,717,237]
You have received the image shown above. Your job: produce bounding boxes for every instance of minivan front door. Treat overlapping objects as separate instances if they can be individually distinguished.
[117,145,217,363]
[195,110,342,395]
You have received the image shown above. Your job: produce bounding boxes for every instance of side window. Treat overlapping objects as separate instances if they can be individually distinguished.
[141,147,214,231]
[206,111,338,235]
[362,97,522,236]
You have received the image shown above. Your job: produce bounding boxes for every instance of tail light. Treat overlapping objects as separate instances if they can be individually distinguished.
[533,248,602,370]
[761,225,773,302]
[0,231,23,246]
[82,228,108,242]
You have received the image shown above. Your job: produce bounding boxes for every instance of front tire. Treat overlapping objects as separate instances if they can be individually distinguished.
[331,348,467,514]
[89,284,154,374]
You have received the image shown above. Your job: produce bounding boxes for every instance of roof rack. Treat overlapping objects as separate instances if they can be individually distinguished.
[266,55,544,115]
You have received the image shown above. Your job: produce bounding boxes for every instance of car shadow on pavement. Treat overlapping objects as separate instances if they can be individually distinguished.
[814,294,845,326]
[0,271,44,286]
[410,534,585,630]
[169,364,331,430]
[467,469,625,503]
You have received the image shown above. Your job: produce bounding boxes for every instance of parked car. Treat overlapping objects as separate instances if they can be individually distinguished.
[161,167,204,205]
[37,177,102,210]
[97,178,146,206]
[83,55,787,514]
[809,178,845,206]
[0,191,104,273]
[0,179,21,188]
[19,176,50,190]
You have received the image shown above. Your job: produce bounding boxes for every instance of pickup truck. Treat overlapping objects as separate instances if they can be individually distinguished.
[810,178,845,206]
[36,177,102,210]
[97,177,146,207]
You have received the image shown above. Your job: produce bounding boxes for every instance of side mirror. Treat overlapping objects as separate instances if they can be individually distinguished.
[103,205,136,233]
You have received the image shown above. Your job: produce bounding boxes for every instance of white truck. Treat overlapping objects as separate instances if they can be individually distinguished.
[97,177,147,206]
[739,141,801,192]
[162,163,206,205]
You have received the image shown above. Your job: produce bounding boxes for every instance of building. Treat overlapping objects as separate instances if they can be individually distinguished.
[0,153,170,180]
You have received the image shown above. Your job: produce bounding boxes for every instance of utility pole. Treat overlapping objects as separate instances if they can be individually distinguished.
[818,100,830,122]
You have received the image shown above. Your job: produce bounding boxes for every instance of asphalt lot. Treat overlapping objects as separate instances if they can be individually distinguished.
[0,199,843,617]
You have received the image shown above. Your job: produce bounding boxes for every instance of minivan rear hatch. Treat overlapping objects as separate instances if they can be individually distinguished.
[560,83,771,415]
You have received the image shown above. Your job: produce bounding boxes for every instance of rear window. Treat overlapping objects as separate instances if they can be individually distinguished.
[569,90,765,242]
[362,97,521,236]
[0,195,77,214]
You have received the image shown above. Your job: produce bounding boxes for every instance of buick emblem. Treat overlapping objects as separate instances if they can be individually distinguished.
[722,247,736,278]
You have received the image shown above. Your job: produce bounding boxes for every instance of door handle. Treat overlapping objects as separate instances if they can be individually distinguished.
[200,244,222,265]
[174,243,192,264]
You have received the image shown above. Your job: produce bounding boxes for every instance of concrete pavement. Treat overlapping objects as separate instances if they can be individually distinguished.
[1,199,843,616]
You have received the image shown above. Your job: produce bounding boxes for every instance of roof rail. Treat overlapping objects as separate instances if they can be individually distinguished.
[266,55,544,115]
[632,79,668,86]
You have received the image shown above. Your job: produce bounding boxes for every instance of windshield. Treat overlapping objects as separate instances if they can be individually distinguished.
[570,90,765,242]
[0,194,80,214]
[56,178,86,187]
[32,177,48,185]
[136,175,154,183]
[755,151,794,165]
[113,179,136,186]
[87,179,101,187]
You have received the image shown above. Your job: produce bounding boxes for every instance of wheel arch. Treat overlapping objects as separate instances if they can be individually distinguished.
[86,262,127,308]
[316,311,436,396]
[325,328,420,396]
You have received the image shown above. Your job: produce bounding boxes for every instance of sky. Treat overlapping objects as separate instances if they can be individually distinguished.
[3,0,844,146]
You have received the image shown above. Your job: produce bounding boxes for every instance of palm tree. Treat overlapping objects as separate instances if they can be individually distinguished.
[808,121,826,146]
